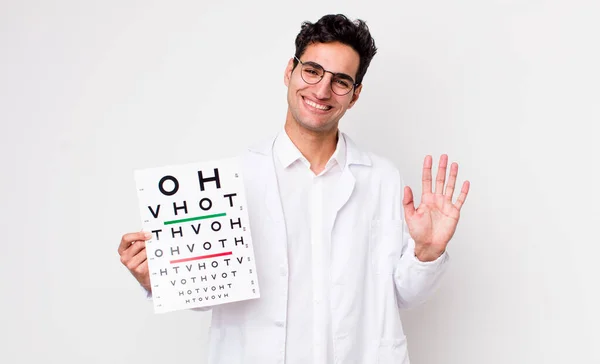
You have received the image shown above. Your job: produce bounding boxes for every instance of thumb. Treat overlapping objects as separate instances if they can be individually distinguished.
[402,186,416,219]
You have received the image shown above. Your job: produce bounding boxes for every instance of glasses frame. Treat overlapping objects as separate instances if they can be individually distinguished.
[294,56,359,96]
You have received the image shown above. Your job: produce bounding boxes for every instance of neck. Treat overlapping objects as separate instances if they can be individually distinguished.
[284,118,338,175]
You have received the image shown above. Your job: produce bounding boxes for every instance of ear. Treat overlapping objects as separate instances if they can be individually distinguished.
[284,58,295,87]
[347,84,363,109]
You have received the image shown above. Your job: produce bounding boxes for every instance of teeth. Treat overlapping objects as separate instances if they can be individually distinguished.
[305,98,330,110]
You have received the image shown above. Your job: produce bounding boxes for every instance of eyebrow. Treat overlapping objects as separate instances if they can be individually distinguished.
[303,61,356,83]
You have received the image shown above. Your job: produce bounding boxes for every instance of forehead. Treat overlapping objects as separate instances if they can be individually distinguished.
[301,42,360,78]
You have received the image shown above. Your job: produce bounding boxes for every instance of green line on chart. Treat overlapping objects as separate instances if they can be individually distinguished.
[164,213,227,225]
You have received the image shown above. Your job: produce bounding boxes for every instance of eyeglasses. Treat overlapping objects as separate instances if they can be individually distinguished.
[294,56,358,96]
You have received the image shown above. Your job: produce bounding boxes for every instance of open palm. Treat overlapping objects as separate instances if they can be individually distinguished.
[403,154,470,262]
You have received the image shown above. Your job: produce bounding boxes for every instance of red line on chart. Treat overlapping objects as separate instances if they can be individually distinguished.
[170,251,233,264]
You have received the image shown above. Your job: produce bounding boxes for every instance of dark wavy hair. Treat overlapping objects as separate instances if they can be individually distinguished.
[293,14,377,86]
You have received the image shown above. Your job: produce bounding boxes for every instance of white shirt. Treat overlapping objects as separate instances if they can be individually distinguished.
[272,130,346,364]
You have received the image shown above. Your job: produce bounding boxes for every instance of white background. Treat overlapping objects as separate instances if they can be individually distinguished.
[1,0,598,363]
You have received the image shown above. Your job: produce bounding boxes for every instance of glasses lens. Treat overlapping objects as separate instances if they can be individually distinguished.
[301,63,323,84]
[331,76,354,95]
[298,59,355,96]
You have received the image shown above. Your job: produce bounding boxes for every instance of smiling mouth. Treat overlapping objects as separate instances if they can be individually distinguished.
[303,97,332,111]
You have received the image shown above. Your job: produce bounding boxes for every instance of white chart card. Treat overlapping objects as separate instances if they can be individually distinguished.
[134,157,260,314]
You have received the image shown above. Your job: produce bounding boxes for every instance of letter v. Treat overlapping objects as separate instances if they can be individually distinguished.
[191,223,201,234]
[148,205,161,218]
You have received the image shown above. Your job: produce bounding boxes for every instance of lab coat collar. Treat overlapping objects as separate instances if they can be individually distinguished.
[248,130,372,169]
[245,129,364,242]
[273,129,347,171]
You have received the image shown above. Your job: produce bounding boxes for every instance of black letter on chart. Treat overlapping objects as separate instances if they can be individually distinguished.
[148,205,161,218]
[152,229,162,240]
[223,193,237,207]
[171,226,183,238]
[158,176,179,196]
[191,223,201,234]
[173,201,188,215]
[230,218,242,229]
[198,168,221,191]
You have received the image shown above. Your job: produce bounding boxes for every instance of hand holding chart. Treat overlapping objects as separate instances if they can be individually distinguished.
[134,157,260,314]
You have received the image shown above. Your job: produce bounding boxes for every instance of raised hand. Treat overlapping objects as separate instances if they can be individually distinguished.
[118,231,153,292]
[402,154,470,262]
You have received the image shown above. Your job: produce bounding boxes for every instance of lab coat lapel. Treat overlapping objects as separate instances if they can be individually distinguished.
[246,136,285,224]
[246,136,287,261]
[332,165,356,217]
[331,132,372,220]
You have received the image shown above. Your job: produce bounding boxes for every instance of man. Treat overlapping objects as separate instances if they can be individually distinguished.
[118,14,469,364]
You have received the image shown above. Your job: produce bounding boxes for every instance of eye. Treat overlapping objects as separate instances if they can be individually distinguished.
[303,67,321,76]
[335,78,351,88]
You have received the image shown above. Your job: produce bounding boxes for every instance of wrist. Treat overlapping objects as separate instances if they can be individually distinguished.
[414,247,444,262]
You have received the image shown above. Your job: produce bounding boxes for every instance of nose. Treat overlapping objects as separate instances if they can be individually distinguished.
[313,73,333,99]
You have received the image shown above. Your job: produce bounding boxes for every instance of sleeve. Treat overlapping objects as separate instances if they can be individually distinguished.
[392,170,450,309]
[393,228,449,309]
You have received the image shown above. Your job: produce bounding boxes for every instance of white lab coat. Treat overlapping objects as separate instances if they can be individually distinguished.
[205,132,449,364]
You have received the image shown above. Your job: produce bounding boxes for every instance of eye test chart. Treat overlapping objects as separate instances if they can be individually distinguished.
[134,157,260,314]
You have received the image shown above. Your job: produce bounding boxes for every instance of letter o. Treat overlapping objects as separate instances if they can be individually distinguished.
[211,261,218,268]
[158,176,179,196]
[199,198,212,211]
[203,242,212,250]
[211,221,221,231]
[155,249,163,258]
[181,279,187,285]
[221,272,227,279]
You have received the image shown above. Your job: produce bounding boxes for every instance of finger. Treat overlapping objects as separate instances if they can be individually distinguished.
[126,248,148,272]
[444,162,459,201]
[434,154,448,194]
[118,231,152,255]
[421,155,433,194]
[402,186,416,219]
[133,259,150,289]
[119,240,146,270]
[133,259,150,282]
[120,238,146,260]
[454,180,470,210]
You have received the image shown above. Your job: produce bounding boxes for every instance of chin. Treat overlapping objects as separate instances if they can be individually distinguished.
[298,119,336,133]
[288,107,338,133]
